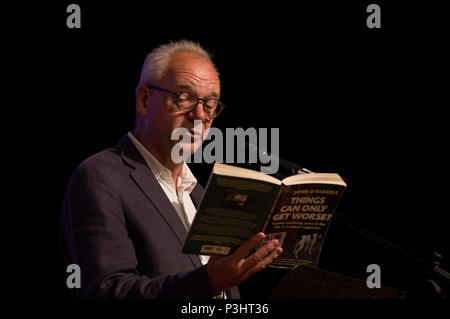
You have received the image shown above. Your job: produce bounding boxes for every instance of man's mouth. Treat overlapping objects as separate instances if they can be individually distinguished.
[188,129,202,140]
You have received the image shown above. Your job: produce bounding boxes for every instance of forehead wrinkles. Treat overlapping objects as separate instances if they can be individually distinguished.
[175,68,220,89]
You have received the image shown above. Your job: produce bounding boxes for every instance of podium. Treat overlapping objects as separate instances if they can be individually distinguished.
[269,265,406,299]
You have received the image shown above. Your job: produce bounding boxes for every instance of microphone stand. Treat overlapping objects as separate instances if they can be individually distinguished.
[294,165,450,299]
[245,149,449,299]
[332,210,449,299]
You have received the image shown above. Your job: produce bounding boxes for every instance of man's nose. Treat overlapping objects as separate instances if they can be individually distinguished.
[189,101,207,120]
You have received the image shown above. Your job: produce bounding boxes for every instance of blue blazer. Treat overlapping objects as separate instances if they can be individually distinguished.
[60,134,240,299]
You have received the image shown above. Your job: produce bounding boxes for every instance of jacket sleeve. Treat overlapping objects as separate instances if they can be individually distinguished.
[60,162,213,299]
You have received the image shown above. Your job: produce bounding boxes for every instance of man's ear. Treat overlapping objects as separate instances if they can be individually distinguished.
[136,85,151,116]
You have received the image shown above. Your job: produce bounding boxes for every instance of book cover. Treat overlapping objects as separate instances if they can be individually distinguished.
[261,183,346,268]
[182,173,281,256]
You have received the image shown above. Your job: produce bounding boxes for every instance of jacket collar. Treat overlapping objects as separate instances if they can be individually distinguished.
[115,134,203,268]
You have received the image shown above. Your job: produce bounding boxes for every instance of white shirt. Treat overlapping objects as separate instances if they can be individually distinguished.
[127,132,210,265]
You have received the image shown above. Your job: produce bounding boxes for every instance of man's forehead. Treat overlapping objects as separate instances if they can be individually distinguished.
[169,52,218,77]
[165,52,220,92]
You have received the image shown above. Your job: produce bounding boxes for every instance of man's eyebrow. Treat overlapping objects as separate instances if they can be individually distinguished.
[173,83,194,91]
[173,83,220,99]
[208,91,220,99]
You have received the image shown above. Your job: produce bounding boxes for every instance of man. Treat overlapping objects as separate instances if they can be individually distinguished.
[60,40,283,298]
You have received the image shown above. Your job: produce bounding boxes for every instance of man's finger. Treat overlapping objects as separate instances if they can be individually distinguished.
[241,239,280,272]
[243,246,283,280]
[229,232,265,262]
[259,245,283,268]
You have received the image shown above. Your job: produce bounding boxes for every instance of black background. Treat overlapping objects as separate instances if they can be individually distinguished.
[45,1,449,301]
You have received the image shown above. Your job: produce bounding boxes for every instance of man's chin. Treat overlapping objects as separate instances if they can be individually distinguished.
[176,141,202,161]
[189,143,202,156]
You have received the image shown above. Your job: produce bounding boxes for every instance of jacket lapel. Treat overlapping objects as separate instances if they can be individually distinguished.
[116,134,202,268]
[190,183,205,208]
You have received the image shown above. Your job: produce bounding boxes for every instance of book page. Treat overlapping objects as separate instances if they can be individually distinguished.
[214,163,282,185]
[282,173,346,186]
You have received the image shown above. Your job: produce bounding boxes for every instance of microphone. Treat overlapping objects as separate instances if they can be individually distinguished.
[244,143,313,177]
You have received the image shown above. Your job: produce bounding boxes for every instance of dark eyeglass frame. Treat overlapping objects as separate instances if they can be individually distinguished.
[147,85,225,119]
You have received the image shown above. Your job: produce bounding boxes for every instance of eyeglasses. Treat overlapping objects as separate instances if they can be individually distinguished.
[147,85,225,119]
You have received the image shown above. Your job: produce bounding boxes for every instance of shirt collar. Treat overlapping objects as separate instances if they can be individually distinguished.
[177,160,197,194]
[127,132,197,194]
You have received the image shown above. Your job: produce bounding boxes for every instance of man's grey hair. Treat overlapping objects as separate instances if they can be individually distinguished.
[137,40,219,91]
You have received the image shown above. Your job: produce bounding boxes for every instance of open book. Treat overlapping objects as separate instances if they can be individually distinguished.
[182,163,346,268]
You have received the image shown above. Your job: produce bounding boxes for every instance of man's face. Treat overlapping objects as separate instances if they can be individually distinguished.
[147,51,221,156]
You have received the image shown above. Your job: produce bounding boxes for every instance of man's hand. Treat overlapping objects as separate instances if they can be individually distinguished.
[207,232,283,296]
